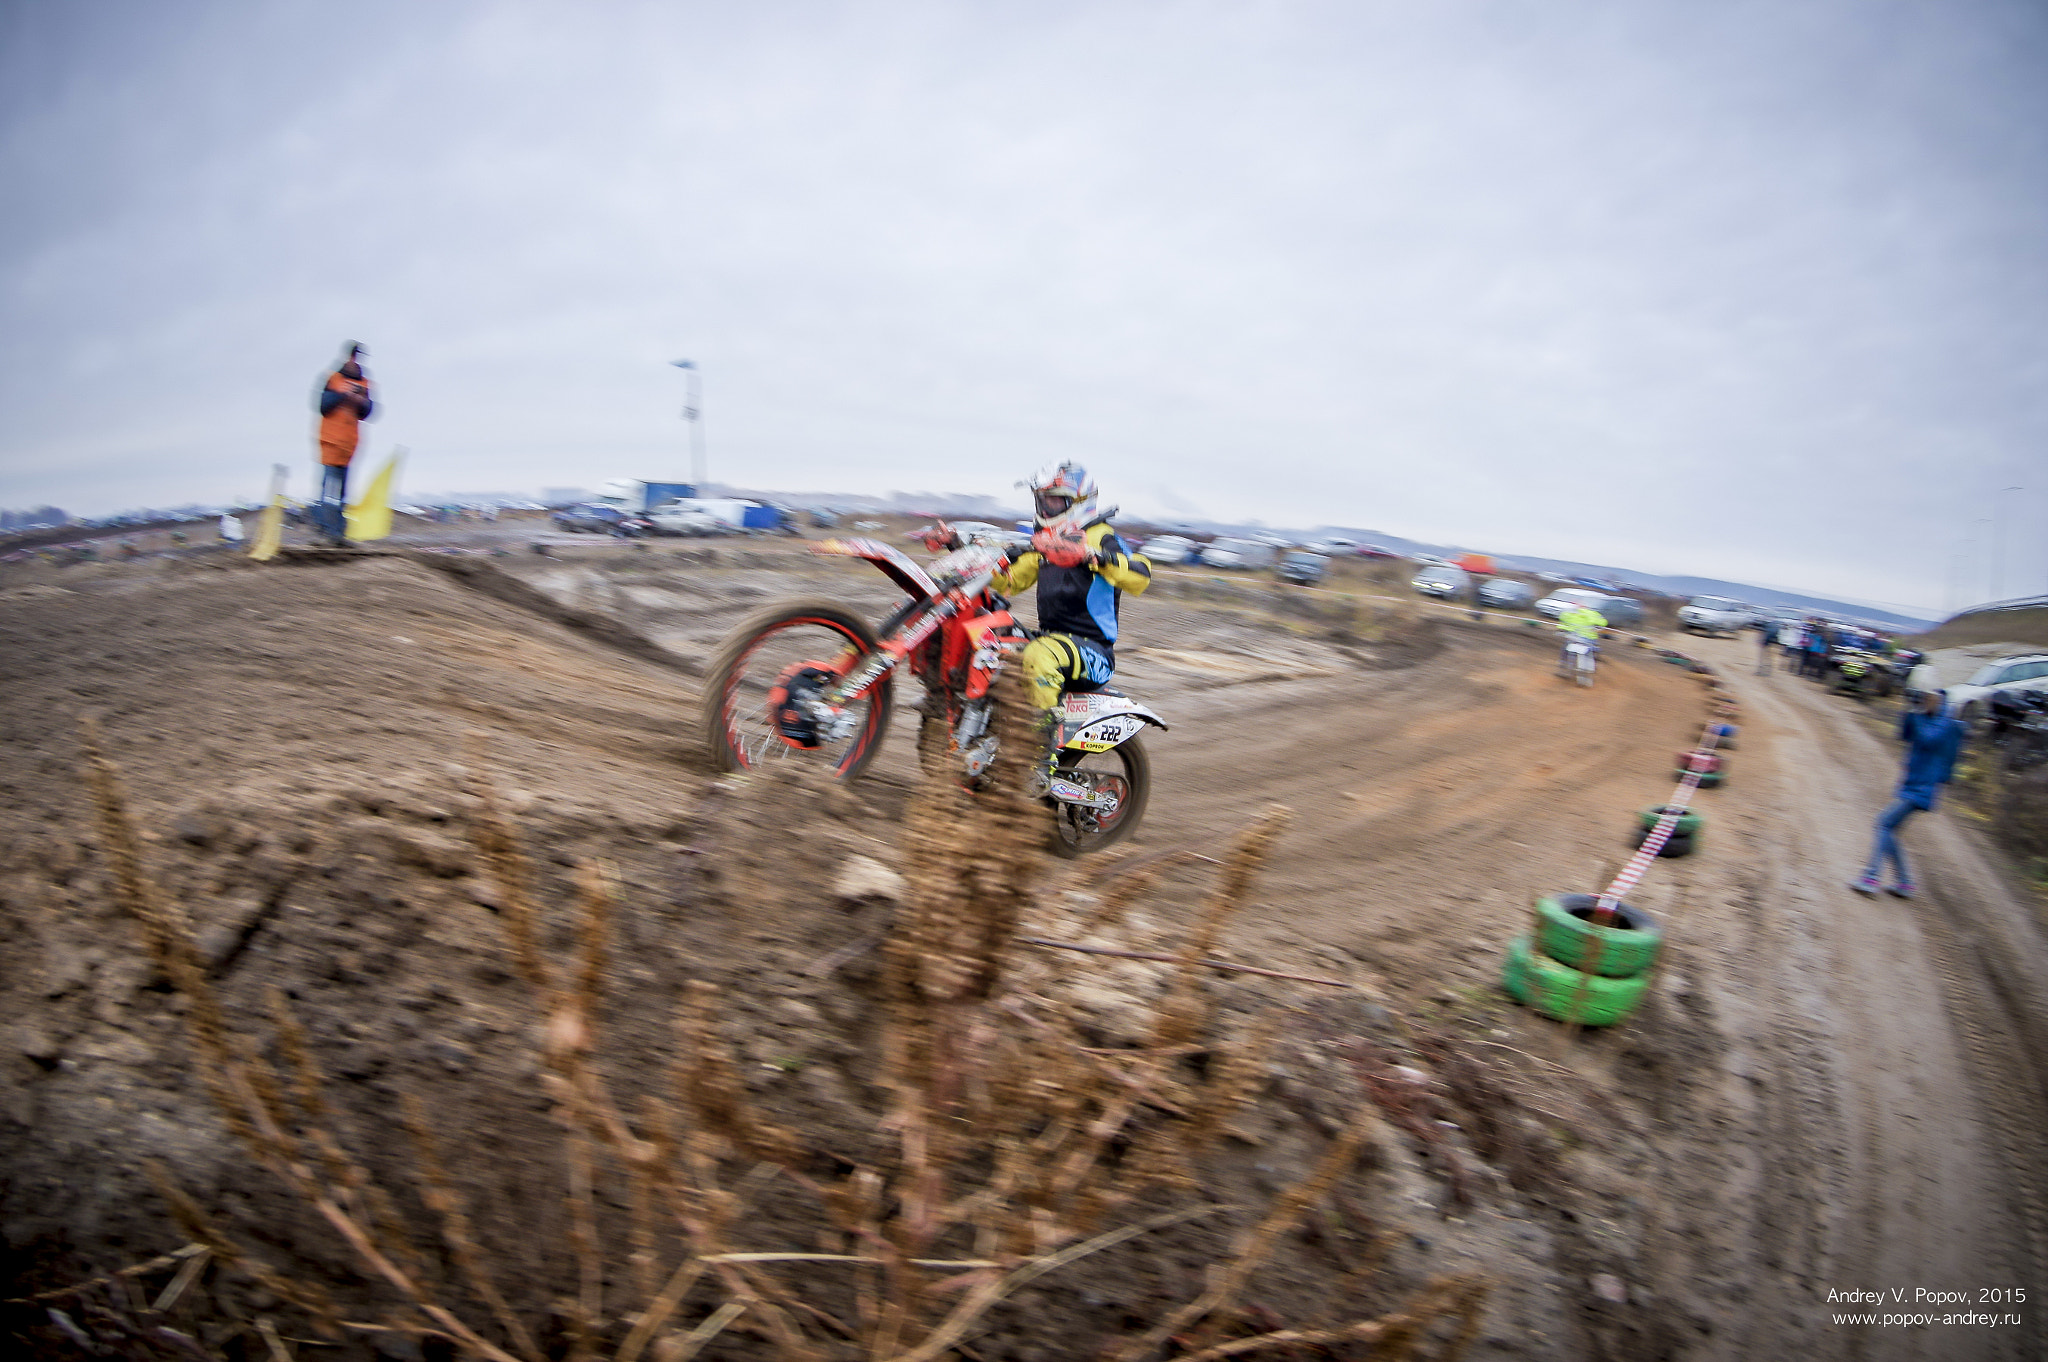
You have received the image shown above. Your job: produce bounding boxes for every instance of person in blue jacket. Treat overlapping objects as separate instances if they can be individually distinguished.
[1851,689,1964,899]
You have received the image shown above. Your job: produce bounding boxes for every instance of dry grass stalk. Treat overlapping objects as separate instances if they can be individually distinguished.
[256,1315,293,1362]
[1107,1106,1380,1362]
[462,733,553,993]
[574,860,615,1033]
[4,1244,207,1307]
[80,719,246,1132]
[565,1131,603,1361]
[1188,1009,1282,1144]
[654,1299,747,1362]
[1152,805,1291,1050]
[674,980,801,1167]
[142,1161,341,1336]
[398,1093,541,1362]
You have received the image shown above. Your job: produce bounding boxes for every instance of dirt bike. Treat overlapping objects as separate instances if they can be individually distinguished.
[700,532,1167,855]
[1558,637,1597,687]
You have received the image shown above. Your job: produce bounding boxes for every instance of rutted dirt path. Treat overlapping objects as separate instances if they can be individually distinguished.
[1655,634,2048,1361]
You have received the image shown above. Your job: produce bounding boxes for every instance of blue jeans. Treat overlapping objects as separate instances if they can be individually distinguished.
[316,463,349,541]
[1861,796,1919,886]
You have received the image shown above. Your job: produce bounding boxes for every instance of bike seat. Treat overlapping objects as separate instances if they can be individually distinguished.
[1062,681,1124,697]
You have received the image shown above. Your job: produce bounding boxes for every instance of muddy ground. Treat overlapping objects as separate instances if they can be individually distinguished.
[2,534,2045,1361]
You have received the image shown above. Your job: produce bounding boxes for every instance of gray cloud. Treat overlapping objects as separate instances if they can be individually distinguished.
[3,0,2045,611]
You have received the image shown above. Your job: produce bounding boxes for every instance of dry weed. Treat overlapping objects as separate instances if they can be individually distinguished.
[68,677,1491,1361]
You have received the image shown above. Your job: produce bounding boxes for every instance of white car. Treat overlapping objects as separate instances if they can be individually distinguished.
[647,503,722,536]
[1535,587,1610,619]
[1678,596,1753,634]
[1201,537,1277,569]
[1138,534,1197,565]
[1411,553,1452,568]
[1946,653,2048,721]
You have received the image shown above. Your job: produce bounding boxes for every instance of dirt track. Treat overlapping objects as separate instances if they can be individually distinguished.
[3,542,2045,1360]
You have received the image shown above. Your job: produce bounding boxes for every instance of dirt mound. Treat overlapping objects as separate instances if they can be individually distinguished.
[1,555,1582,1360]
[1910,605,2048,651]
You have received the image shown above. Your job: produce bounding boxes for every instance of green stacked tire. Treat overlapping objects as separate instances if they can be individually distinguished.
[1534,894,1662,975]
[1636,805,1700,837]
[1501,934,1652,1027]
[1500,893,1661,1026]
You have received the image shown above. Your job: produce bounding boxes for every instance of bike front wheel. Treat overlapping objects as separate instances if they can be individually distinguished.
[701,599,893,779]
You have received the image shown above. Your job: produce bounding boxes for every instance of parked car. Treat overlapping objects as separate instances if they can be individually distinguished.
[1678,595,1753,634]
[1355,544,1398,559]
[1200,537,1277,569]
[1946,653,2048,721]
[1478,578,1535,608]
[553,503,649,535]
[1597,595,1645,627]
[1410,553,1452,568]
[647,502,722,536]
[1411,564,1471,598]
[1138,534,1199,565]
[1277,551,1328,586]
[1534,587,1610,619]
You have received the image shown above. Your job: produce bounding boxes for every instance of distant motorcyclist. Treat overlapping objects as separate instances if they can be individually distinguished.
[1557,600,1606,672]
[919,461,1152,715]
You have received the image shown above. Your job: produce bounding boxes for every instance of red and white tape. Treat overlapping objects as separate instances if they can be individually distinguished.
[1589,718,1722,921]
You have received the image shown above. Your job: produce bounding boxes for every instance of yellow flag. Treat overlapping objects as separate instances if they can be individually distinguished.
[345,452,401,542]
[249,495,285,561]
[248,462,289,561]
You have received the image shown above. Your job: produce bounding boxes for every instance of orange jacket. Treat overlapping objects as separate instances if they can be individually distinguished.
[317,369,374,464]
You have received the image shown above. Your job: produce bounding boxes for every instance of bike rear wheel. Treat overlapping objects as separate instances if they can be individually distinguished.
[701,600,893,779]
[1049,736,1151,858]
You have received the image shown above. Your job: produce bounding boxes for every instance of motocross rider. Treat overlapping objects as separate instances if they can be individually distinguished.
[1557,599,1607,671]
[921,461,1152,717]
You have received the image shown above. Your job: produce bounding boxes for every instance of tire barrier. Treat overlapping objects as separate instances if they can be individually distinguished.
[1636,805,1701,838]
[1535,893,1663,976]
[1630,825,1695,857]
[1501,934,1653,1027]
[1498,643,1742,1027]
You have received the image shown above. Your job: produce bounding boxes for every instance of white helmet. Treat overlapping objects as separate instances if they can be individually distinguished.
[1022,461,1099,532]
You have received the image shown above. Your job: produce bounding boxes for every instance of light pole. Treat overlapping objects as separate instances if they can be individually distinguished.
[671,359,706,490]
[1994,485,2023,601]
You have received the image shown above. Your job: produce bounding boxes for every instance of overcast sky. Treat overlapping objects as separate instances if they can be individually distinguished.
[3,1,2044,613]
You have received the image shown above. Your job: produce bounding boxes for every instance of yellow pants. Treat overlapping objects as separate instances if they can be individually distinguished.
[1018,633,1113,712]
